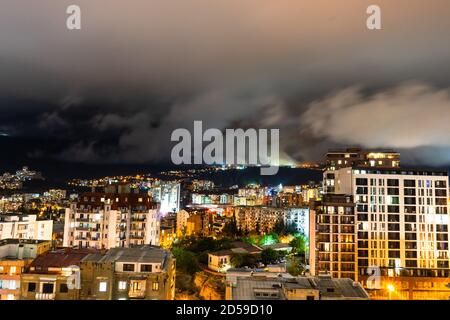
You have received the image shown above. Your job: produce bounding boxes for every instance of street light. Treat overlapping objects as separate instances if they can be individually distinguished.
[387,284,395,300]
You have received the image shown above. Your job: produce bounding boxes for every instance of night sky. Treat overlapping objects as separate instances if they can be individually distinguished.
[1,0,450,179]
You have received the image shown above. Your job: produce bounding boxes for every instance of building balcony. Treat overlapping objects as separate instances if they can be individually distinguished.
[130,235,145,240]
[35,293,55,300]
[130,225,145,230]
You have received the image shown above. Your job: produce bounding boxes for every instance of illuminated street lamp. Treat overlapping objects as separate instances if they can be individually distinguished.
[387,284,395,300]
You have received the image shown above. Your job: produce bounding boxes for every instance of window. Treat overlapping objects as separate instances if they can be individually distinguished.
[0,266,4,273]
[152,282,159,291]
[42,283,54,294]
[387,179,399,187]
[28,283,37,292]
[435,181,447,188]
[404,180,416,187]
[356,178,368,186]
[118,281,127,290]
[140,264,152,272]
[9,266,17,275]
[8,280,17,290]
[123,264,135,272]
[60,283,69,293]
[99,282,108,292]
[387,188,399,195]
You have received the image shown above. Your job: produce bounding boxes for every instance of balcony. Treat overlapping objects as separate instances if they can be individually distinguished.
[35,293,55,300]
[130,235,145,240]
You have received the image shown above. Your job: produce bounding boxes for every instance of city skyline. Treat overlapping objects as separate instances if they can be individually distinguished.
[1,0,450,306]
[1,1,450,171]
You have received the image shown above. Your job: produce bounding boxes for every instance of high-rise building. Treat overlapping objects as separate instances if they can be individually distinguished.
[312,149,450,299]
[159,182,181,214]
[324,149,400,193]
[309,195,356,280]
[63,193,160,249]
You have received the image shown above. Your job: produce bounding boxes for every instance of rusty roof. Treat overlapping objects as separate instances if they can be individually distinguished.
[29,248,97,270]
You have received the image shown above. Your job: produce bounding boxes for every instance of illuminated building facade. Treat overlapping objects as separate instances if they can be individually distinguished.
[157,182,181,214]
[324,149,400,193]
[0,214,53,241]
[63,193,160,249]
[0,239,52,300]
[20,248,93,300]
[79,246,176,300]
[309,195,357,280]
[317,154,450,299]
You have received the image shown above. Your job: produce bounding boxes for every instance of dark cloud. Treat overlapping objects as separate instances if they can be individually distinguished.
[1,1,450,166]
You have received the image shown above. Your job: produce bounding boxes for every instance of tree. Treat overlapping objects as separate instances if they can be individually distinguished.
[287,256,305,276]
[231,253,258,268]
[172,247,199,274]
[222,219,241,238]
[290,234,308,255]
[260,248,279,265]
[230,253,245,268]
[274,220,298,236]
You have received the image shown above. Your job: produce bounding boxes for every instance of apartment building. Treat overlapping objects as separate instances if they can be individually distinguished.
[225,269,369,300]
[63,193,160,249]
[284,208,310,236]
[324,149,400,193]
[0,214,53,241]
[20,248,94,300]
[79,246,176,300]
[309,195,357,280]
[234,207,309,235]
[0,239,52,300]
[316,150,450,299]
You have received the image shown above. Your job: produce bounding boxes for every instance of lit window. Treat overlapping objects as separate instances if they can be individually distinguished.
[99,282,107,292]
[152,282,159,291]
[9,266,16,275]
[118,281,127,290]
[9,280,17,290]
[7,294,14,300]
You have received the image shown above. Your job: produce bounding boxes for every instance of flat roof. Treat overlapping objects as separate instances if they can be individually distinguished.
[0,239,51,246]
[82,246,169,264]
[352,167,448,176]
[227,272,370,300]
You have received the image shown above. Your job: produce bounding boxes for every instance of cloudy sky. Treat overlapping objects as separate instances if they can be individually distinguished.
[1,0,450,169]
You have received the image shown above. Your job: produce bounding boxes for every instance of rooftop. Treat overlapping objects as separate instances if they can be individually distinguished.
[82,246,170,265]
[28,248,96,271]
[226,271,370,300]
[0,239,50,246]
[351,167,448,176]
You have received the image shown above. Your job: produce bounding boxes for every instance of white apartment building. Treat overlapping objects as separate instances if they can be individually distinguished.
[0,214,53,241]
[159,182,181,214]
[324,167,450,280]
[284,208,309,237]
[63,193,160,249]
